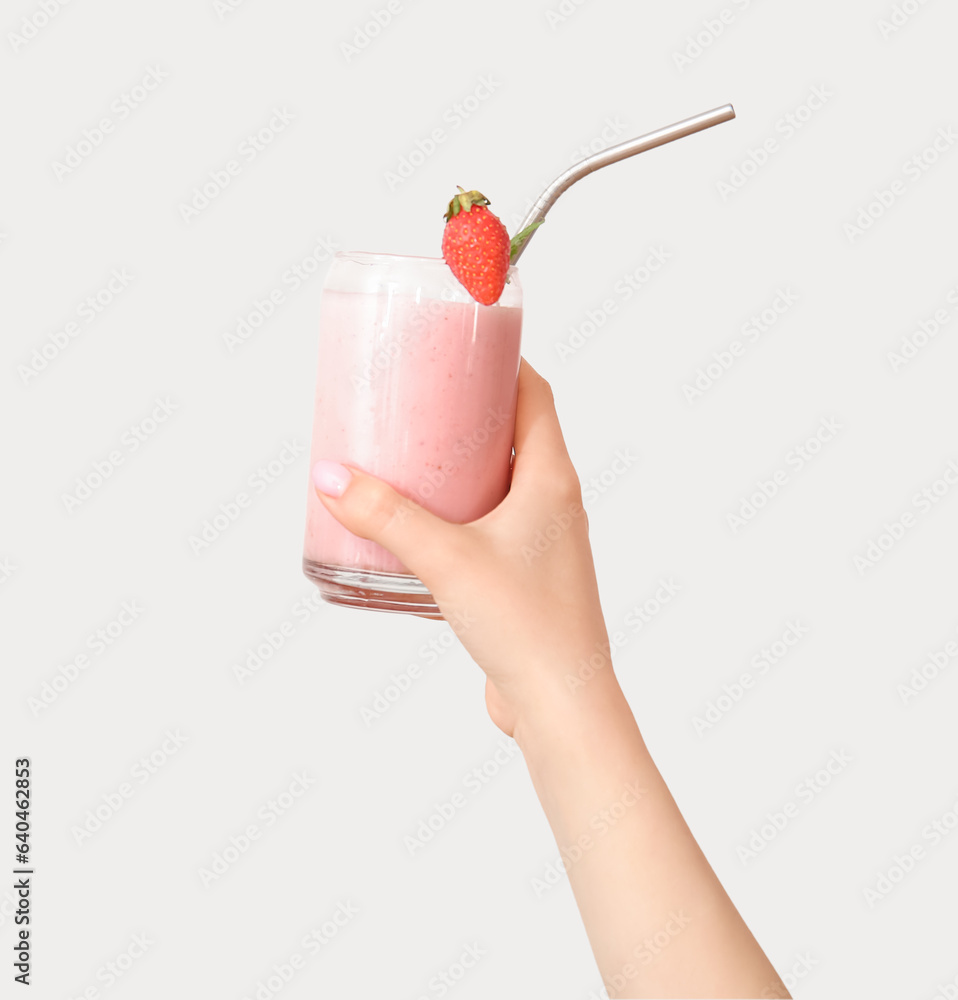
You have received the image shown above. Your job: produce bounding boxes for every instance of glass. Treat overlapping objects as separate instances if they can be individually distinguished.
[302,251,523,618]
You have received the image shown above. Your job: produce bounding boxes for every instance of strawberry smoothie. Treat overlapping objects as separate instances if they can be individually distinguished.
[302,252,522,614]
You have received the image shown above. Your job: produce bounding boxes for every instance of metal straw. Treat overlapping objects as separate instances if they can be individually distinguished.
[510,103,735,263]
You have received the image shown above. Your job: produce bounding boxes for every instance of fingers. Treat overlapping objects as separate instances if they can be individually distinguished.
[511,357,579,491]
[310,358,577,574]
[311,461,464,579]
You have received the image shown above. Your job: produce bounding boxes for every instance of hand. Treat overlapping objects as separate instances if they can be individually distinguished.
[310,357,613,738]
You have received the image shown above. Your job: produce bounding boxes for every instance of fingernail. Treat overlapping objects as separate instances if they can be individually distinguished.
[312,460,352,498]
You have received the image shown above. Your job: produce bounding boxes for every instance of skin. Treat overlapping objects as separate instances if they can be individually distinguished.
[313,358,791,999]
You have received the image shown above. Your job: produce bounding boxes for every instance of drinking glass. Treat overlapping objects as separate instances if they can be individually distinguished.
[302,251,522,617]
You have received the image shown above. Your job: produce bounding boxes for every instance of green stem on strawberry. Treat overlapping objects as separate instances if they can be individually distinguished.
[444,186,492,221]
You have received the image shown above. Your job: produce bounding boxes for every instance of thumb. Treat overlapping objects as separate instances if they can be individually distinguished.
[311,460,463,581]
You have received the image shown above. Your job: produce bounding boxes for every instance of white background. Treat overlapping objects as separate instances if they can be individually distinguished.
[2,1,957,998]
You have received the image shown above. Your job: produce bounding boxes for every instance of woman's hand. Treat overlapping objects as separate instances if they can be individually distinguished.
[311,356,791,998]
[310,356,613,737]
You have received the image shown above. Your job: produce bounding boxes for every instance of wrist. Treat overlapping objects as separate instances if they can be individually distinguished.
[511,664,657,854]
[511,663,634,761]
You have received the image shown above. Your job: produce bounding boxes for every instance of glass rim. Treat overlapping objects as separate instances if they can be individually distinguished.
[334,250,518,274]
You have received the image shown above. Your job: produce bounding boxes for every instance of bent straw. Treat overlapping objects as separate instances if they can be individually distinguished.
[509,103,736,264]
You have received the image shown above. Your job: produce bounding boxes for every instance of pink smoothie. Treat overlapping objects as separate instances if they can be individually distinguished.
[303,288,522,575]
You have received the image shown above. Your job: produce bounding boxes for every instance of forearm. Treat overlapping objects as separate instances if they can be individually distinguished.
[513,669,790,1000]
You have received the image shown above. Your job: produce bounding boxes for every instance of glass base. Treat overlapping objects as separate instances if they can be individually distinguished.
[302,558,442,619]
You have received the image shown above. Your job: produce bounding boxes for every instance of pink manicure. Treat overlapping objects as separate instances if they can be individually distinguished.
[311,461,352,498]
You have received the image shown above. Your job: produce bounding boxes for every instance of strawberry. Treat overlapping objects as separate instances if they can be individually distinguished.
[441,187,511,306]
